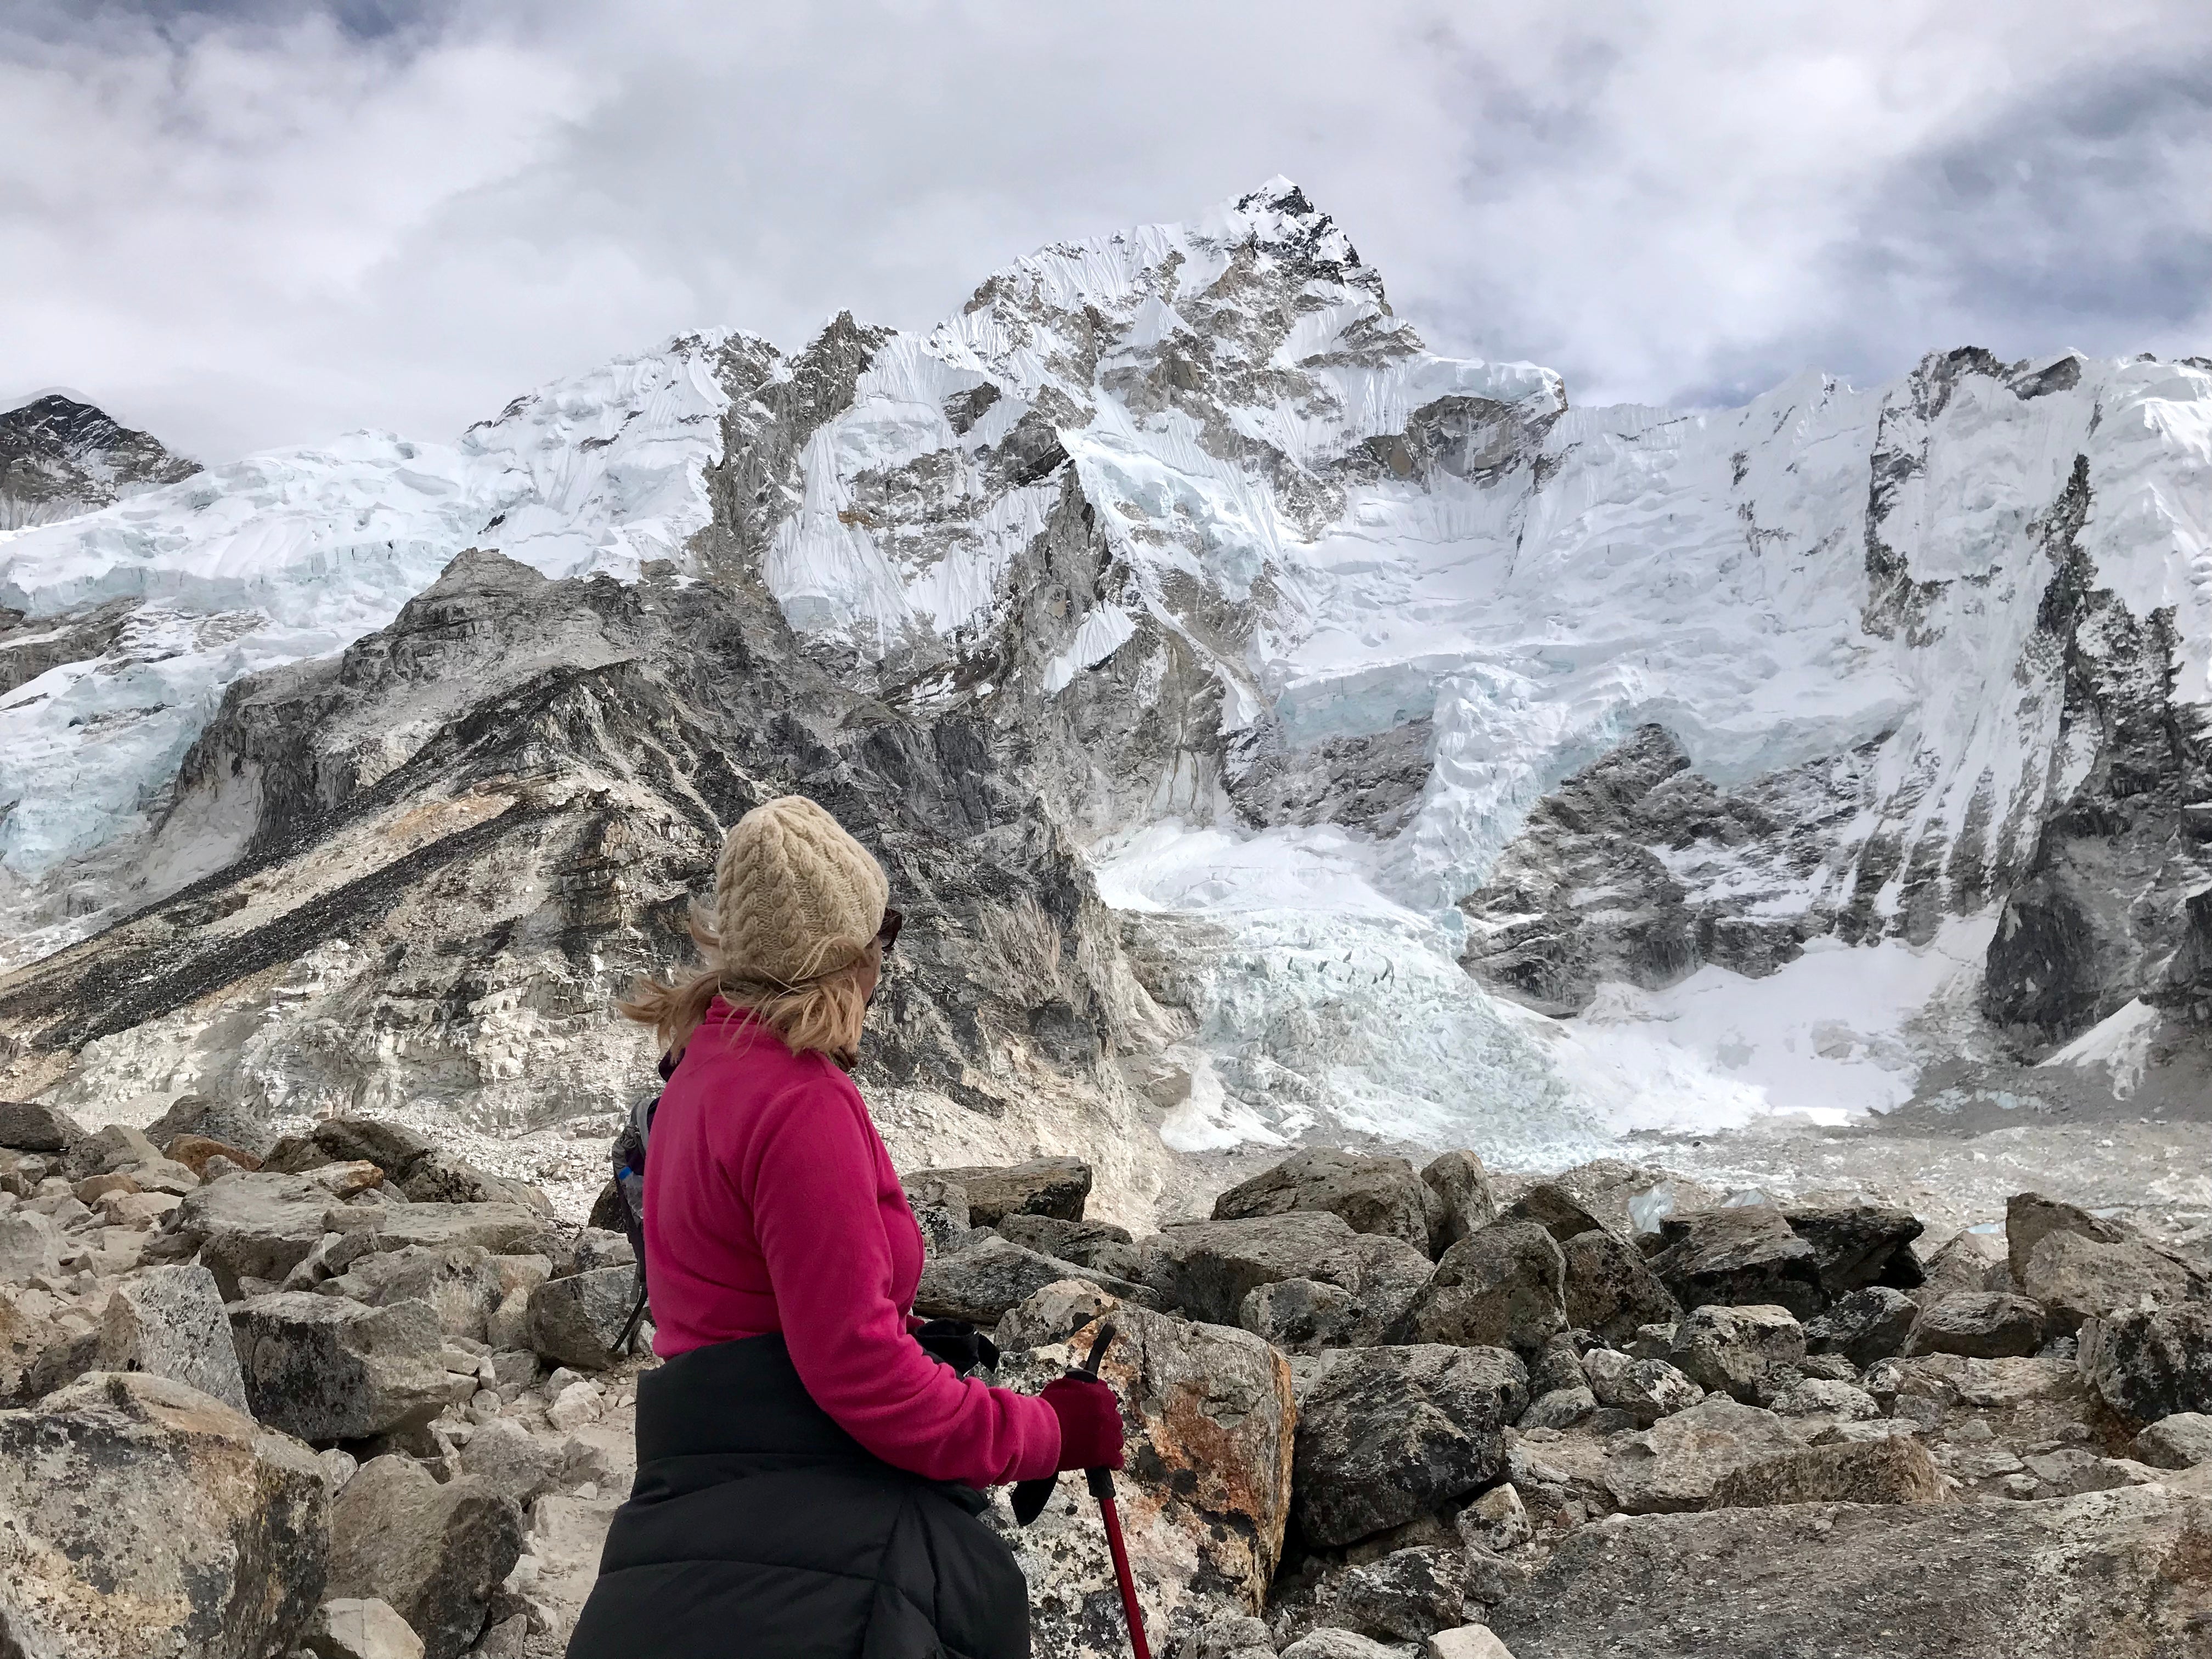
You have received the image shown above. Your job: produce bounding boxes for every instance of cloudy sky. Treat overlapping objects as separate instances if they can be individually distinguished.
[5,1,2208,461]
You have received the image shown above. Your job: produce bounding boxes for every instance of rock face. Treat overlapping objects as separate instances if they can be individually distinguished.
[1292,1345,1528,1546]
[0,1370,328,1659]
[230,1292,461,1442]
[2079,1306,2212,1423]
[0,394,199,531]
[1211,1148,1441,1252]
[1559,1229,1679,1346]
[1486,1488,2212,1658]
[1645,1208,1825,1318]
[994,1306,1294,1657]
[328,1455,526,1659]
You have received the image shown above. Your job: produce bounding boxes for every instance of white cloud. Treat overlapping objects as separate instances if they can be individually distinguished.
[3,0,2206,460]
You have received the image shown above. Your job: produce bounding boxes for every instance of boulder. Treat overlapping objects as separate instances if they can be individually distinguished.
[328,1455,526,1659]
[1645,1206,1824,1317]
[2004,1190,2129,1284]
[1140,1211,1362,1324]
[0,1098,83,1153]
[1582,1348,1703,1423]
[1914,1228,2010,1306]
[1766,1376,1880,1419]
[455,1413,568,1505]
[1708,1434,1949,1507]
[1292,1344,1528,1546]
[95,1263,250,1414]
[1391,1221,1566,1352]
[1526,1331,1587,1396]
[143,1092,276,1158]
[307,1598,426,1659]
[1780,1204,1925,1295]
[994,1279,1124,1353]
[1666,1304,1804,1402]
[1487,1487,2212,1658]
[1280,1634,1398,1659]
[992,1304,1294,1644]
[1214,1147,1442,1251]
[1601,1397,1806,1513]
[397,1153,545,1210]
[2131,1412,2212,1470]
[1560,1228,1680,1345]
[1183,1615,1276,1659]
[997,1213,1141,1278]
[912,1234,1155,1325]
[160,1171,352,1294]
[1334,1545,1468,1640]
[907,1156,1091,1225]
[161,1132,265,1176]
[904,1174,971,1255]
[2079,1305,2212,1423]
[1519,1385,1596,1429]
[1420,1150,1498,1252]
[1242,1276,1364,1352]
[523,1265,644,1370]
[1429,1630,1516,1659]
[305,1116,437,1179]
[0,1371,327,1659]
[1904,1291,2049,1358]
[230,1291,462,1441]
[1804,1284,1917,1368]
[2017,1227,2211,1335]
[326,1200,560,1262]
[61,1122,162,1178]
[1496,1183,1607,1242]
[317,1244,507,1341]
[0,1208,61,1283]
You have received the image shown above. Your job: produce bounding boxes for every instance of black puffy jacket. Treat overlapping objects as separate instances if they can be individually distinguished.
[565,1334,1031,1659]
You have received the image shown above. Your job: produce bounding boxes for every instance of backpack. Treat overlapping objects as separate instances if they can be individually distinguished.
[607,1057,671,1353]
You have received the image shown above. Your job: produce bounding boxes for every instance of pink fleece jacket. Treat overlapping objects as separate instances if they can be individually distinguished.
[644,999,1062,1487]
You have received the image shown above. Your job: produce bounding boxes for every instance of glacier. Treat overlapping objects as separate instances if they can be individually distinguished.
[4,177,2211,1195]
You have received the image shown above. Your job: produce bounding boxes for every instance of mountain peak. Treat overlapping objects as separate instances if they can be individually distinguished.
[0,394,198,532]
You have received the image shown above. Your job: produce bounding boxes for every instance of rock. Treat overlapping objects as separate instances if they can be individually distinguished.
[2131,1412,2212,1469]
[1525,1331,1585,1395]
[546,1379,602,1432]
[523,1265,643,1370]
[1429,1629,1516,1659]
[307,1597,426,1659]
[231,1291,462,1442]
[907,1156,1091,1224]
[143,1092,275,1158]
[1519,1384,1596,1429]
[2017,1226,2211,1335]
[1496,1183,1607,1242]
[1582,1348,1703,1423]
[317,1244,507,1341]
[320,1446,360,1491]
[161,1132,265,1176]
[911,1233,1155,1325]
[1904,1291,2049,1358]
[1708,1434,1949,1507]
[1140,1211,1362,1324]
[473,1614,528,1659]
[1602,1397,1805,1514]
[1242,1276,1364,1351]
[0,1098,83,1153]
[993,1304,1294,1644]
[326,1200,560,1262]
[455,1414,567,1505]
[1766,1376,1879,1418]
[1645,1206,1824,1317]
[996,1213,1141,1277]
[328,1455,525,1659]
[1392,1221,1566,1352]
[904,1174,970,1255]
[496,1491,619,1654]
[1559,1228,1679,1345]
[1279,1634,1398,1659]
[995,1278,1125,1352]
[95,1262,251,1413]
[307,1116,437,1180]
[0,1207,60,1282]
[1486,1487,2212,1658]
[1214,1147,1443,1251]
[1421,1150,1499,1253]
[1292,1344,1528,1546]
[2004,1190,2129,1284]
[1780,1204,1925,1295]
[2079,1305,2212,1423]
[63,1121,161,1178]
[1804,1284,1917,1368]
[397,1153,541,1209]
[0,1370,327,1659]
[1183,1614,1276,1659]
[161,1171,355,1293]
[1666,1304,1804,1402]
[1335,1545,1466,1639]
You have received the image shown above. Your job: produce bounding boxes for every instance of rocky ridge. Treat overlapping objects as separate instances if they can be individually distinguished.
[6,1105,2210,1658]
[0,393,200,532]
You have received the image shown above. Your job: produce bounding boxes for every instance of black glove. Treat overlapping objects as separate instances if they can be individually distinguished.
[913,1318,1000,1376]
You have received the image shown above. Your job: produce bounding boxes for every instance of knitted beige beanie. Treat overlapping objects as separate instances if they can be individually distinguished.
[712,795,890,989]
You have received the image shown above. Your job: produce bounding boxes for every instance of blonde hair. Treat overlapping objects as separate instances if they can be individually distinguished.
[618,902,875,1066]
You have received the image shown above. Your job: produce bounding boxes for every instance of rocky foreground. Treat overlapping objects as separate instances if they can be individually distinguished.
[4,1099,2210,1659]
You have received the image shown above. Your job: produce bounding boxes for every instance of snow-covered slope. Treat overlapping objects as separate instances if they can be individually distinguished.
[4,180,2211,1187]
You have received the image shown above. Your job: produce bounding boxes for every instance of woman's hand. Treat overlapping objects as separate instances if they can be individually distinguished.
[1040,1375,1125,1472]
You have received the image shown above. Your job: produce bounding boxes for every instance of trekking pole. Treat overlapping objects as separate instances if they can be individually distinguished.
[1072,1324,1151,1659]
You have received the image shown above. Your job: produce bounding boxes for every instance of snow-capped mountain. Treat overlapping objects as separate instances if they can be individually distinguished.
[1,179,2208,1215]
[0,394,200,532]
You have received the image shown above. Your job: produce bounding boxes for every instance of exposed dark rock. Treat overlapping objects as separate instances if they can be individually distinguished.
[1904,1291,2050,1358]
[523,1265,647,1370]
[1707,1434,1950,1508]
[0,1098,83,1153]
[2079,1305,2212,1423]
[1391,1221,1565,1351]
[1646,1206,1825,1317]
[1805,1284,1918,1368]
[230,1291,462,1441]
[1560,1228,1680,1345]
[1212,1147,1442,1252]
[909,1157,1092,1225]
[913,1234,1154,1325]
[995,1212,1139,1278]
[0,394,199,529]
[328,1455,526,1659]
[1419,1151,1498,1252]
[1780,1204,1925,1295]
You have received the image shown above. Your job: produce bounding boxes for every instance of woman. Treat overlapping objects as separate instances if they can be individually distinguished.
[566,795,1122,1659]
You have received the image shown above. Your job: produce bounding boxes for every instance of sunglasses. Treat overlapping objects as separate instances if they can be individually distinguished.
[876,907,904,957]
